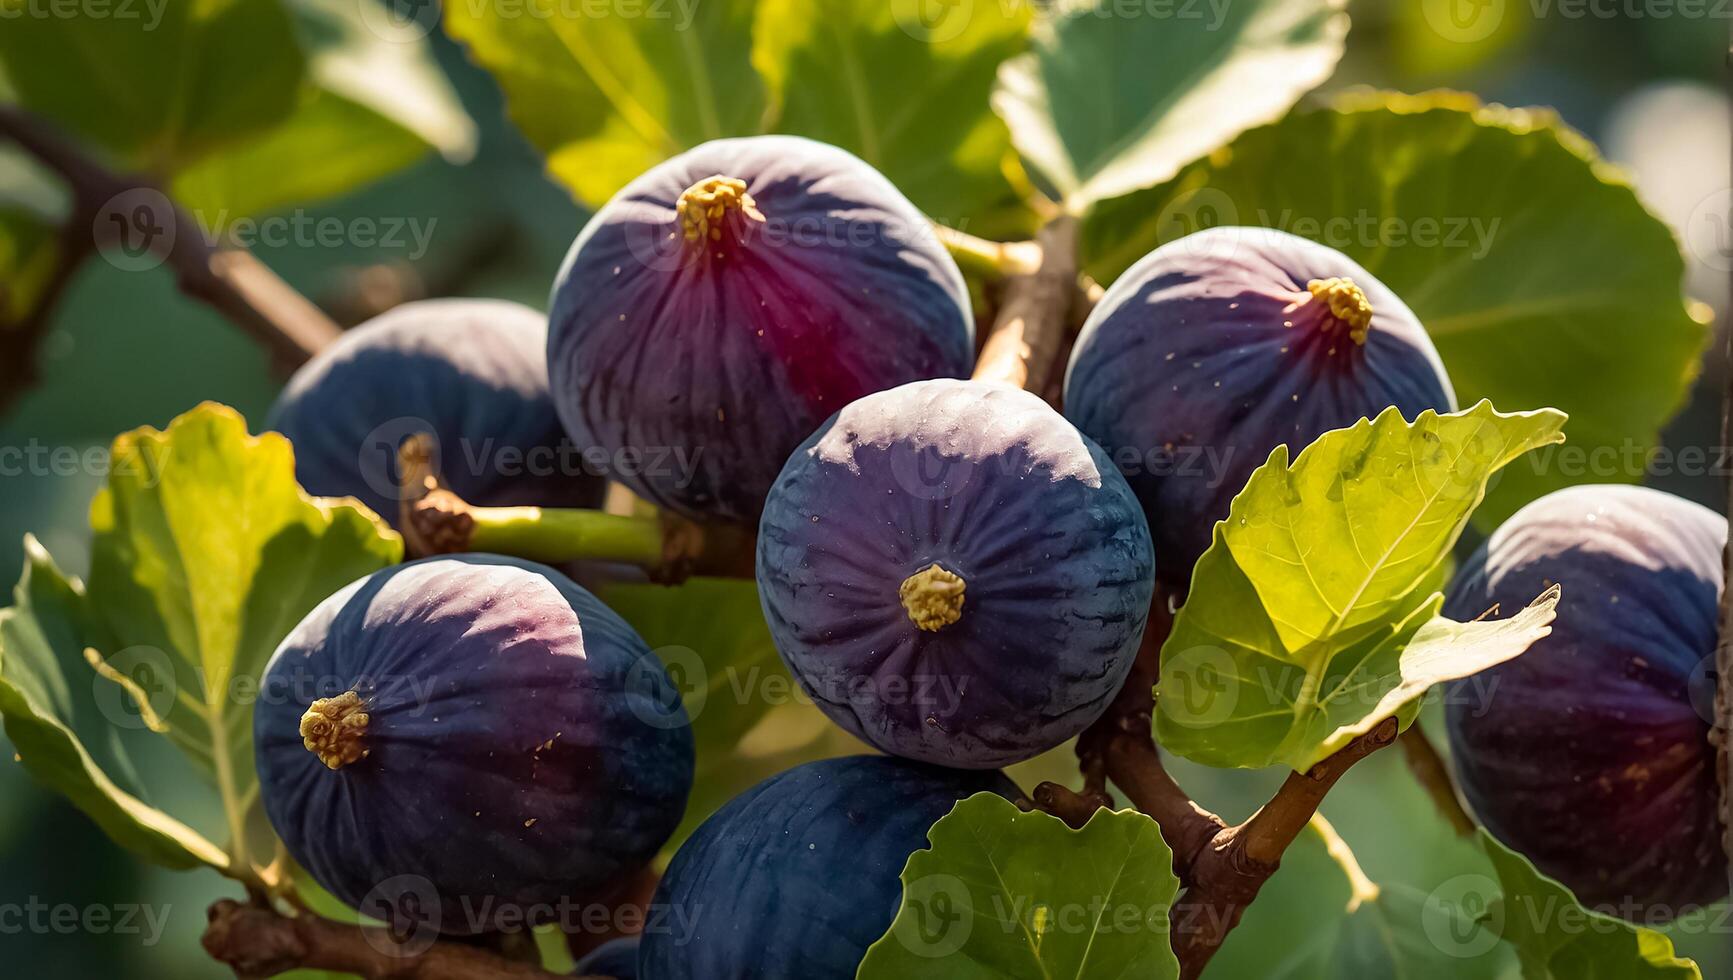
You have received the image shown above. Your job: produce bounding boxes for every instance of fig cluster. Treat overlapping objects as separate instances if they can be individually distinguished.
[251,130,1721,980]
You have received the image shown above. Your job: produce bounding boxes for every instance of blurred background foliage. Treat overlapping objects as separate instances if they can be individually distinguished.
[0,0,1728,976]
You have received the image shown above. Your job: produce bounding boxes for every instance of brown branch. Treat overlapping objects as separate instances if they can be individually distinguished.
[971,214,1080,398]
[0,103,339,403]
[0,192,97,415]
[1170,718,1399,979]
[1030,574,1403,977]
[1398,723,1477,838]
[201,900,589,980]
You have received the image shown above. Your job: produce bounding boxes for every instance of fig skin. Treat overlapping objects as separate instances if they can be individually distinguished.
[254,555,693,936]
[1064,227,1456,588]
[638,755,1018,979]
[268,298,603,527]
[548,135,975,525]
[573,937,638,978]
[757,378,1155,768]
[1443,484,1728,919]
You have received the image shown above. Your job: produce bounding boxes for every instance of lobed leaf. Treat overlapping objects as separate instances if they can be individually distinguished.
[83,403,401,854]
[0,0,305,171]
[859,795,1180,979]
[445,0,765,207]
[1082,93,1709,527]
[175,0,478,219]
[753,0,1032,225]
[1155,403,1565,771]
[0,536,228,871]
[992,0,1347,210]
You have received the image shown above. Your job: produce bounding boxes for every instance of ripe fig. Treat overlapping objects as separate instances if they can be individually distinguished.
[268,298,602,527]
[254,555,692,935]
[573,937,638,978]
[1064,227,1456,587]
[638,755,1017,978]
[757,378,1155,768]
[548,135,975,525]
[1443,485,1727,918]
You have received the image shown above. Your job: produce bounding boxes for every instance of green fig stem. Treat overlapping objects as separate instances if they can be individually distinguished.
[396,435,752,583]
[467,505,666,568]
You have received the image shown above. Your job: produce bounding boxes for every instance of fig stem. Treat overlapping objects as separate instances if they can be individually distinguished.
[467,505,666,568]
[396,435,753,582]
[972,214,1080,397]
[933,223,1043,280]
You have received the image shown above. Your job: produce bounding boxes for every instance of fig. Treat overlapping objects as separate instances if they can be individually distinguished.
[638,755,1017,979]
[757,378,1155,768]
[548,135,975,525]
[1443,485,1728,918]
[574,937,638,978]
[1064,227,1456,587]
[268,298,603,528]
[254,555,693,935]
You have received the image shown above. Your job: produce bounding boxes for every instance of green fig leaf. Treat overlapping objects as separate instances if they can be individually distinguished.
[83,403,401,860]
[445,0,764,207]
[993,0,1347,210]
[1155,403,1565,771]
[0,536,228,871]
[1478,833,1701,979]
[174,0,477,219]
[859,795,1180,979]
[0,0,305,171]
[752,0,1032,225]
[1082,94,1709,527]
